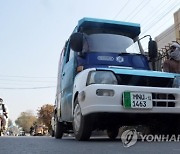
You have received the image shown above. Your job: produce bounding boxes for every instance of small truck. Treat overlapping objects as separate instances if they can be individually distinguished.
[52,17,180,141]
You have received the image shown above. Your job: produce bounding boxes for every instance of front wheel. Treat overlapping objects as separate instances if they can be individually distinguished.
[54,116,64,139]
[0,119,2,136]
[107,127,119,140]
[73,99,92,141]
[51,129,55,137]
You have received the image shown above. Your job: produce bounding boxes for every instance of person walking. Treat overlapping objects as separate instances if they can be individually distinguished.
[0,98,9,130]
[163,42,180,73]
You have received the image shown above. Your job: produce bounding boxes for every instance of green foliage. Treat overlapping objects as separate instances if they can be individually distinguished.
[15,110,37,133]
[37,104,54,130]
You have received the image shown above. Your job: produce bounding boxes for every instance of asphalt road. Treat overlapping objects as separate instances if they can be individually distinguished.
[0,135,180,154]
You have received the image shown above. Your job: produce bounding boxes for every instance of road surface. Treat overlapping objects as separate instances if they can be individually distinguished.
[0,135,180,154]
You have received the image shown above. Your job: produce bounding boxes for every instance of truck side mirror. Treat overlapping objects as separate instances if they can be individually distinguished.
[69,32,83,52]
[148,39,157,60]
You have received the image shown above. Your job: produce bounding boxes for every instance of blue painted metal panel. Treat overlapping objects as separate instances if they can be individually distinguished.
[77,17,141,38]
[77,52,150,70]
[78,17,140,28]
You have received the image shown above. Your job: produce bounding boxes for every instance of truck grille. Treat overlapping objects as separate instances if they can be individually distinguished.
[152,93,176,107]
[116,74,173,88]
[117,74,178,108]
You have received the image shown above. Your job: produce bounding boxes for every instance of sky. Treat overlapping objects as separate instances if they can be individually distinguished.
[0,0,180,123]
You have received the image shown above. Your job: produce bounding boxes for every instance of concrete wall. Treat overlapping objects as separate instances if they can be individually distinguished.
[155,9,180,49]
[155,25,176,49]
[154,9,180,71]
[174,9,180,42]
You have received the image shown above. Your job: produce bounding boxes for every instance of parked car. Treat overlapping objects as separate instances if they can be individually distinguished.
[18,131,25,136]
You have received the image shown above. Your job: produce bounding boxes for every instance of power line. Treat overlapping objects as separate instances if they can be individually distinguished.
[141,1,177,33]
[150,15,174,38]
[0,74,56,78]
[156,23,180,43]
[125,0,151,22]
[122,0,145,21]
[141,23,180,52]
[140,0,172,27]
[0,82,56,86]
[0,86,56,90]
[113,0,130,19]
[141,1,180,36]
[0,78,56,83]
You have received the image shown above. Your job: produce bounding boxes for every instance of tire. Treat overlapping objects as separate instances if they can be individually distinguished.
[51,130,55,137]
[0,119,2,136]
[73,99,92,141]
[168,118,180,136]
[107,127,119,140]
[149,118,178,135]
[55,116,64,139]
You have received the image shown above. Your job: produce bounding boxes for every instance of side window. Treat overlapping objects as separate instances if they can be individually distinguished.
[63,41,68,57]
[65,42,74,63]
[61,41,69,65]
[57,48,65,91]
[68,49,74,62]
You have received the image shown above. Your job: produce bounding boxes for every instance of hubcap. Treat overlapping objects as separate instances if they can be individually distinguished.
[73,104,81,132]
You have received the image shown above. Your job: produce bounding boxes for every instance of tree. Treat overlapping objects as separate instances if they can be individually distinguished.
[15,110,37,133]
[37,104,54,130]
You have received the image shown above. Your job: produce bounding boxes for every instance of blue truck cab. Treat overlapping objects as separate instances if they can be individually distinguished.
[52,18,180,141]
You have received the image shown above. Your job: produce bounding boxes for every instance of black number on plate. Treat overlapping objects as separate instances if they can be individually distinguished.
[132,101,146,107]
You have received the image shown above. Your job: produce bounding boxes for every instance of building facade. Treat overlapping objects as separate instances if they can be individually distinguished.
[155,9,180,71]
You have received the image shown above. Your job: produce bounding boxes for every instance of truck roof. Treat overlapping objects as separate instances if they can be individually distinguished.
[77,17,141,38]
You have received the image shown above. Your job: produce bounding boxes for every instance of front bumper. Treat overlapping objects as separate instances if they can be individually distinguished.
[79,84,180,116]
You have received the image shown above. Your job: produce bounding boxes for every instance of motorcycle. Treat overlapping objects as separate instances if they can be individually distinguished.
[30,129,35,136]
[0,110,6,136]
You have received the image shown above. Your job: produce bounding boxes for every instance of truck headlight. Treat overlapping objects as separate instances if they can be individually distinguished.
[87,71,118,85]
[173,76,180,88]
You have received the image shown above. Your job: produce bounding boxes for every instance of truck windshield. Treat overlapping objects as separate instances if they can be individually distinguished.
[83,34,141,54]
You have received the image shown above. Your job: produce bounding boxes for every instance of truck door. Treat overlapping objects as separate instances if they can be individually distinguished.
[56,46,65,118]
[60,42,75,121]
